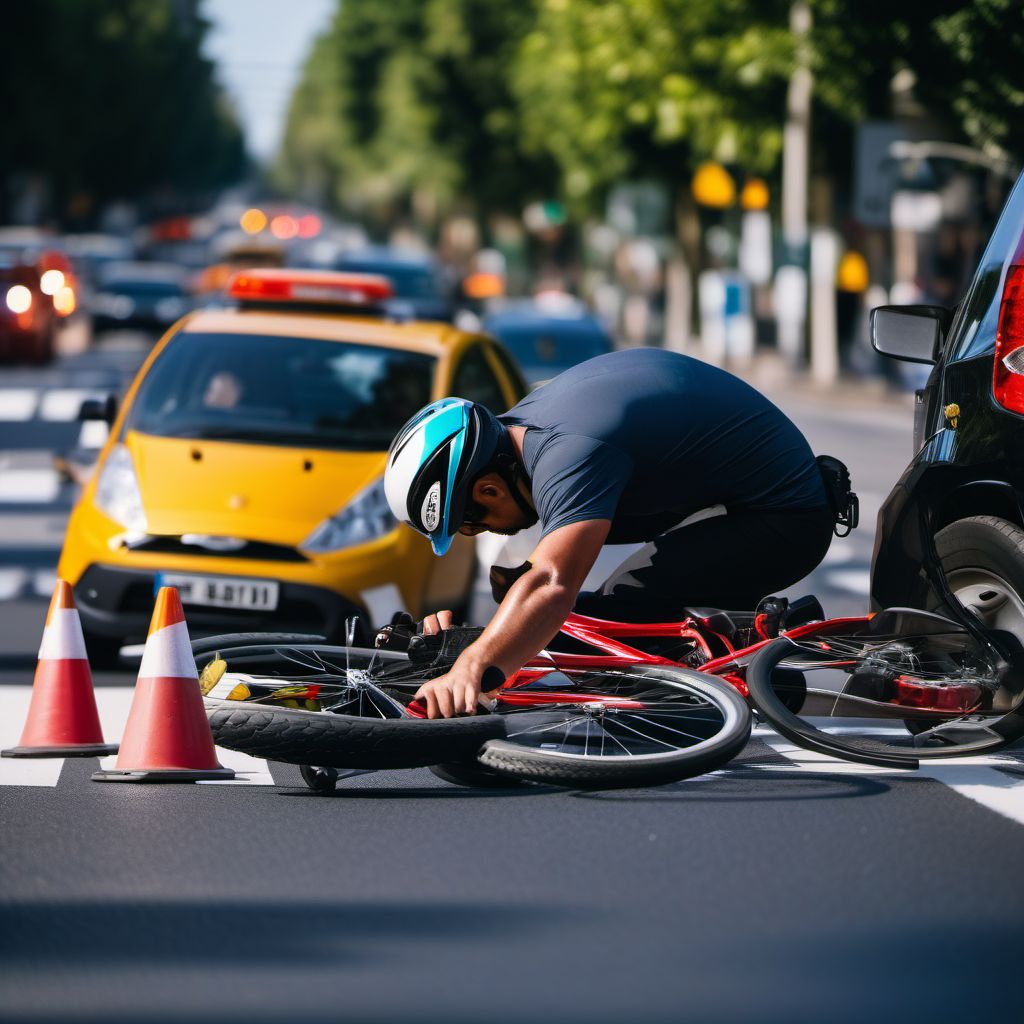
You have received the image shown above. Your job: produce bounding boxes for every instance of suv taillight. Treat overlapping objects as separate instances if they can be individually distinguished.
[995,262,1024,414]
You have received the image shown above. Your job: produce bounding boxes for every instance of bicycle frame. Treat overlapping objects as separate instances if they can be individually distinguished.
[506,610,868,698]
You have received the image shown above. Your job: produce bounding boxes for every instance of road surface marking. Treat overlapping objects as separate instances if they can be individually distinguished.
[0,513,68,549]
[821,544,857,565]
[39,389,99,422]
[198,745,276,785]
[0,568,28,600]
[0,390,38,421]
[0,468,60,503]
[32,570,57,597]
[758,733,1024,826]
[93,687,275,785]
[0,686,64,786]
[78,420,109,449]
[824,568,871,595]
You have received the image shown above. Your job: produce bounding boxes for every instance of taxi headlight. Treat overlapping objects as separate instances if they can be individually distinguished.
[95,444,148,532]
[301,477,396,554]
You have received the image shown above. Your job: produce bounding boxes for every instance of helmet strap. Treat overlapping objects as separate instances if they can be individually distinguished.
[492,451,536,521]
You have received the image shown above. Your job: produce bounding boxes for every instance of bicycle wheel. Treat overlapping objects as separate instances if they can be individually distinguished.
[747,611,1024,768]
[479,664,751,789]
[199,641,505,770]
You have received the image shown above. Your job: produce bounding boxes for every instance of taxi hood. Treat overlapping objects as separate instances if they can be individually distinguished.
[125,431,387,544]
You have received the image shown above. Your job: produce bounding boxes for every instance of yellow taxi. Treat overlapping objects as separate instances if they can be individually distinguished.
[58,268,526,665]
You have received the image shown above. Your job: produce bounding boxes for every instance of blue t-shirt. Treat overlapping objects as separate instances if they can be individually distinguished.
[500,349,826,544]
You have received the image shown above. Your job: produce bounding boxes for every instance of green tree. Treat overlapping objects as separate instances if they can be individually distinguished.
[513,0,794,214]
[0,0,245,224]
[811,0,1024,162]
[276,0,555,230]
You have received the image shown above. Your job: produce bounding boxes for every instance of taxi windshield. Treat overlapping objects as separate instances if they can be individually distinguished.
[126,331,435,451]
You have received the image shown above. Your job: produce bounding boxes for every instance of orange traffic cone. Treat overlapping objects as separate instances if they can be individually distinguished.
[2,580,118,758]
[92,587,234,783]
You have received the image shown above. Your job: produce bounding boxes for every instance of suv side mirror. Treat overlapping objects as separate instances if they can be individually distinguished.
[870,305,951,364]
[78,394,118,424]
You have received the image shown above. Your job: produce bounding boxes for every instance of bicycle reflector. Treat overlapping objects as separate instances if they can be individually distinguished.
[227,269,394,309]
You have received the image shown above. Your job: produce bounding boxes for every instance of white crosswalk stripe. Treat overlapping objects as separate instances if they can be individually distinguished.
[823,567,872,595]
[0,686,276,787]
[0,389,40,421]
[726,728,1024,827]
[0,466,61,503]
[39,388,102,422]
[0,687,64,786]
[0,568,28,600]
[3,684,1024,816]
[77,419,109,449]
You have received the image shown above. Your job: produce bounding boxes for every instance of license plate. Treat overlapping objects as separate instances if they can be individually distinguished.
[156,573,279,611]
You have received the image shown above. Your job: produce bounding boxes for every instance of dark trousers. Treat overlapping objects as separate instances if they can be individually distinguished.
[573,505,835,621]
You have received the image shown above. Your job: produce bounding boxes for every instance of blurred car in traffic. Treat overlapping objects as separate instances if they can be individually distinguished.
[0,227,80,319]
[483,296,614,385]
[0,256,58,363]
[91,261,192,334]
[62,234,135,291]
[58,268,527,665]
[334,247,453,321]
[871,168,1024,646]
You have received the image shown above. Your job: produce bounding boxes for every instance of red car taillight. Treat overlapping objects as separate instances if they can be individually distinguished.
[994,261,1024,414]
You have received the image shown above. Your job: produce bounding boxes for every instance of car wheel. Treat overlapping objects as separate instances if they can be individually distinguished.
[934,516,1024,643]
[82,631,124,670]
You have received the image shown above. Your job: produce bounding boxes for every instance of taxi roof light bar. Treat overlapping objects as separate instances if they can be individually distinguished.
[227,269,394,309]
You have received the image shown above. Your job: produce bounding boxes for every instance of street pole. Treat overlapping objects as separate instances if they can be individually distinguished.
[777,0,812,366]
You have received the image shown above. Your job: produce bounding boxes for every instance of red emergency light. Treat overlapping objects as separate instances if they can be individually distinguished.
[227,269,394,308]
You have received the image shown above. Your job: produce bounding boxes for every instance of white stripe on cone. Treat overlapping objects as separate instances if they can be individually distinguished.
[37,608,88,662]
[138,619,197,680]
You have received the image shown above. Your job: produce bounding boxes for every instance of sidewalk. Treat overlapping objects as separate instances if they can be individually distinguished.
[715,347,917,417]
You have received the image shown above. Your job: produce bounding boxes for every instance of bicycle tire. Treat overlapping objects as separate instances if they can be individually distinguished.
[206,698,506,770]
[191,632,326,658]
[747,628,1022,768]
[477,666,751,789]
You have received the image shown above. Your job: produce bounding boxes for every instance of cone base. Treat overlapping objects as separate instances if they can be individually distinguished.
[92,766,236,784]
[3,742,119,758]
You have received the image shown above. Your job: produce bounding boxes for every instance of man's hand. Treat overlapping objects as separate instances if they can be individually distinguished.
[413,520,611,718]
[414,663,483,719]
[420,609,455,635]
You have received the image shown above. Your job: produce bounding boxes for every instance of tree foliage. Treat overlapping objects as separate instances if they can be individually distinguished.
[277,0,555,225]
[277,0,1024,225]
[0,0,245,223]
[513,0,794,211]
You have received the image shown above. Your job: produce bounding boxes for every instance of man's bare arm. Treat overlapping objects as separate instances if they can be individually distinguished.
[415,519,610,717]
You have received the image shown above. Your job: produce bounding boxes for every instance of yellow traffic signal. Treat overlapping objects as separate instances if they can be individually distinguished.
[692,162,736,209]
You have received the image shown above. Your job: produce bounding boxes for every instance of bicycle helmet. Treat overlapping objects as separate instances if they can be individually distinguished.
[385,398,508,555]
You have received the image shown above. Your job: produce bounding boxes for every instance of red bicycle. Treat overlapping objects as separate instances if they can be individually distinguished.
[198,621,752,792]
[198,577,1024,793]
[521,594,1024,770]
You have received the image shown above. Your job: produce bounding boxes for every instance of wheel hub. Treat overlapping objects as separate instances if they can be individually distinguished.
[948,568,1024,641]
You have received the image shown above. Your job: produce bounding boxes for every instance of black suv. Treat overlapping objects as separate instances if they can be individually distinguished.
[870,170,1024,644]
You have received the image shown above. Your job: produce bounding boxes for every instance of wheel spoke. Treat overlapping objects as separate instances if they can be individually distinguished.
[505,714,590,739]
[595,722,634,756]
[627,712,719,743]
[602,715,687,750]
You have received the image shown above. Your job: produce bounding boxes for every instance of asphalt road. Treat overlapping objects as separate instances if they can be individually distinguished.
[3,334,1023,1023]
